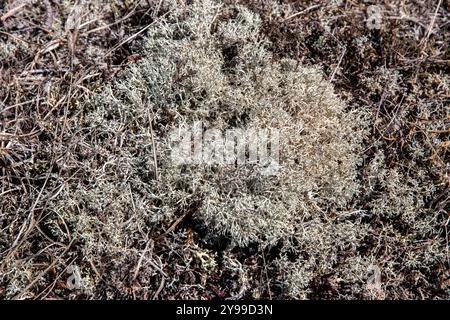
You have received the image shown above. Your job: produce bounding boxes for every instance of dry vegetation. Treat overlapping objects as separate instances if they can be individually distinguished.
[0,0,449,300]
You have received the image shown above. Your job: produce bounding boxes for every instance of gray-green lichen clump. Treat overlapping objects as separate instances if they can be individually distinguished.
[85,0,368,247]
[1,0,446,300]
[32,0,376,299]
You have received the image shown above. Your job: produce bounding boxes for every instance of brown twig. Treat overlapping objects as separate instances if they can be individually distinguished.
[284,4,321,22]
[419,0,443,53]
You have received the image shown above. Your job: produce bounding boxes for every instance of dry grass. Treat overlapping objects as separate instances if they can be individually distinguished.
[0,0,448,300]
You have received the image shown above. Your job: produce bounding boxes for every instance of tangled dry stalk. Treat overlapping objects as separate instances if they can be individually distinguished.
[0,0,449,300]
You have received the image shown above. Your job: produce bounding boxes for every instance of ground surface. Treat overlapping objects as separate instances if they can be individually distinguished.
[0,0,448,299]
